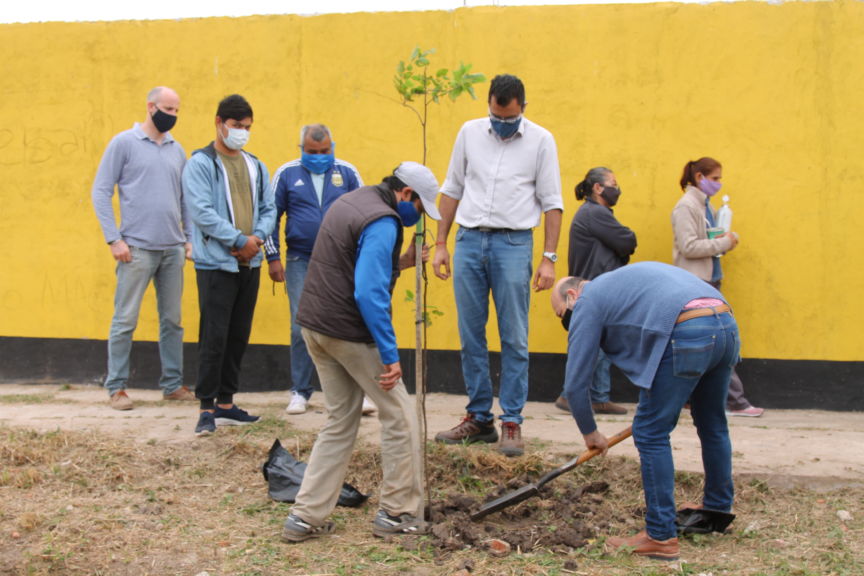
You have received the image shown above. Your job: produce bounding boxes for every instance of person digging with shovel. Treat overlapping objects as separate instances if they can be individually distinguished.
[552,262,738,561]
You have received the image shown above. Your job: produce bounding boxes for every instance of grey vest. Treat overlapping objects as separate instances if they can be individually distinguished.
[297,184,403,343]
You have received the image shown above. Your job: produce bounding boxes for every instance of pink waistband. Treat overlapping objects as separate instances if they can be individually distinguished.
[683,297,725,310]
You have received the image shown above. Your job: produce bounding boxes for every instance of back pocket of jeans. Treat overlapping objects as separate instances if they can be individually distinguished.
[671,334,716,378]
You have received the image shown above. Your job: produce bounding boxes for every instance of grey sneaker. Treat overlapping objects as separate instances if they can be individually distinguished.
[372,510,428,538]
[281,514,335,543]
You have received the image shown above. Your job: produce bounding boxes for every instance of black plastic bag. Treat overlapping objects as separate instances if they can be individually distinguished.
[262,439,368,507]
[676,507,736,535]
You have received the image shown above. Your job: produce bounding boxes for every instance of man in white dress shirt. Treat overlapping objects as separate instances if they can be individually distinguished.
[432,74,563,457]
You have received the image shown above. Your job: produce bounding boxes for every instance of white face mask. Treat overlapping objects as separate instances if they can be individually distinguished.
[222,126,250,150]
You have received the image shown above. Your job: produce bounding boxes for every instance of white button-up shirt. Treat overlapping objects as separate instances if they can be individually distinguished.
[440,116,563,230]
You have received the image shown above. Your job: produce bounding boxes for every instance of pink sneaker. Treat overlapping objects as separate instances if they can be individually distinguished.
[726,406,764,417]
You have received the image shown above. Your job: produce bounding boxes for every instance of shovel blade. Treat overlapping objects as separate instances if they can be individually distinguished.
[470,484,539,521]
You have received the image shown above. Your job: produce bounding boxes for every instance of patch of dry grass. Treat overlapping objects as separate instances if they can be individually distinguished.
[1,424,862,576]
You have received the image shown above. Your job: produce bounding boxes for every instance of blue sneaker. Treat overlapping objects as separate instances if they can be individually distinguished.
[195,411,216,437]
[213,405,259,426]
[281,514,335,543]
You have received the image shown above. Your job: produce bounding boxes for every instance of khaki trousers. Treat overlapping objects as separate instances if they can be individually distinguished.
[291,328,422,525]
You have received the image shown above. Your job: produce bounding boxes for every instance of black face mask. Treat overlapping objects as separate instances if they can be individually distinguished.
[560,308,573,331]
[600,185,621,207]
[151,107,177,133]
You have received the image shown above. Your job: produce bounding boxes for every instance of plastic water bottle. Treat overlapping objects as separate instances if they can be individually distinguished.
[716,195,733,233]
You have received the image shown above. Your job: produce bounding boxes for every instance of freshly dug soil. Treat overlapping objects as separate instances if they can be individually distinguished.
[424,480,612,552]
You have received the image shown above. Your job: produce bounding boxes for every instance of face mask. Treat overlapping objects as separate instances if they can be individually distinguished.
[489,114,522,140]
[600,186,621,207]
[151,107,177,133]
[301,152,335,175]
[222,126,250,150]
[560,307,573,331]
[397,201,421,227]
[698,178,722,197]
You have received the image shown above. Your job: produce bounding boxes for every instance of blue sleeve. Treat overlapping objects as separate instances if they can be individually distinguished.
[563,297,604,435]
[264,168,287,261]
[355,217,400,365]
[349,165,363,189]
[253,160,276,240]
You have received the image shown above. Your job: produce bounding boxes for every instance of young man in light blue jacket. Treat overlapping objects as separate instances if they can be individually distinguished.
[182,94,276,436]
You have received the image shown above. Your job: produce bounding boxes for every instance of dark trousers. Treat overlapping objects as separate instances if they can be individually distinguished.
[195,267,260,405]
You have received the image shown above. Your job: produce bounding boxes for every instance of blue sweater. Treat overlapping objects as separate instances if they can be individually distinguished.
[563,262,725,434]
[264,159,362,261]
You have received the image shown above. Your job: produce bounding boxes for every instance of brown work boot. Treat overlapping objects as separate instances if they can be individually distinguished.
[606,530,680,560]
[109,390,133,411]
[593,402,628,415]
[163,386,195,401]
[498,422,524,457]
[554,395,570,412]
[434,415,498,445]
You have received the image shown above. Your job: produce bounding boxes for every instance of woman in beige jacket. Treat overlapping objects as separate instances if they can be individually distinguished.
[672,157,763,417]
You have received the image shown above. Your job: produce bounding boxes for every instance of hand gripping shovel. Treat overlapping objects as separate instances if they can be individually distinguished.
[470,426,632,521]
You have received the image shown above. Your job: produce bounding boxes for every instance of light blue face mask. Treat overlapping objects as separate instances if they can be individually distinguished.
[397,201,421,227]
[301,152,335,174]
[223,126,250,150]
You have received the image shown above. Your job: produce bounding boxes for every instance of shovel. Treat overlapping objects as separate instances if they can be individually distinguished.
[470,425,632,521]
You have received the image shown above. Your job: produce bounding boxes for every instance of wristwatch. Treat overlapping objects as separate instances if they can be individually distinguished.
[542,251,558,263]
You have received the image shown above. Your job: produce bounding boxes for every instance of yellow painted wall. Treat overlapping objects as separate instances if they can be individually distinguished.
[1,1,862,361]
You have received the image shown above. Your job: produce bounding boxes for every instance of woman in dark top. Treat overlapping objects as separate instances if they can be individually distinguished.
[556,166,637,415]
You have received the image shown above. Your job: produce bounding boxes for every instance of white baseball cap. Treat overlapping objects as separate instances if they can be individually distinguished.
[393,161,441,221]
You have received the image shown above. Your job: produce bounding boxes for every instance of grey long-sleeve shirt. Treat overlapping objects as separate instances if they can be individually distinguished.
[92,123,189,249]
[568,198,637,279]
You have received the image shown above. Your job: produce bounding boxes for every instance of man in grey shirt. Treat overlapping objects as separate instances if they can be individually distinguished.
[92,86,193,411]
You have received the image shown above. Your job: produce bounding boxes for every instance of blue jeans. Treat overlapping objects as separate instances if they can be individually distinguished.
[590,349,612,403]
[633,312,738,541]
[285,257,315,399]
[453,227,532,425]
[105,245,185,395]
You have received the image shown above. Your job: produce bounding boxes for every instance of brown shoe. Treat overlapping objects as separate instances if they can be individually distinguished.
[163,386,195,401]
[498,422,524,457]
[593,402,628,415]
[554,395,570,412]
[109,390,133,411]
[434,415,498,445]
[606,530,679,560]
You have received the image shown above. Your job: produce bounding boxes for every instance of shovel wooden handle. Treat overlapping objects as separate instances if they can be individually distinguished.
[536,425,633,489]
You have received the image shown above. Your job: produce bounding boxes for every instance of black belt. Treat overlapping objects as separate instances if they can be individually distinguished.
[466,226,519,233]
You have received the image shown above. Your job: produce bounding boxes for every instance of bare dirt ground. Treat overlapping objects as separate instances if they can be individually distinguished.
[3,382,863,489]
[2,382,863,576]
